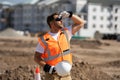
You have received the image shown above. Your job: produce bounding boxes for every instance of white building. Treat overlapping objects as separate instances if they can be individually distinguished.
[77,0,120,39]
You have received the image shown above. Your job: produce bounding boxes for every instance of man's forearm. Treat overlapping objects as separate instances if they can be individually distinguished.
[35,59,46,67]
[34,52,46,67]
[71,14,85,27]
[71,14,85,34]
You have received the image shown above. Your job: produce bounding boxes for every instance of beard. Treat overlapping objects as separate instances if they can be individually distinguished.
[57,24,64,29]
[54,22,64,29]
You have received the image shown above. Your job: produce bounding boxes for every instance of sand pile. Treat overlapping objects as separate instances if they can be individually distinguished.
[71,56,114,80]
[0,66,35,80]
[0,56,114,80]
[0,28,24,37]
[0,38,119,80]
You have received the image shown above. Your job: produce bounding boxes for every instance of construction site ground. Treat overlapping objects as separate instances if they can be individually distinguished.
[0,36,120,80]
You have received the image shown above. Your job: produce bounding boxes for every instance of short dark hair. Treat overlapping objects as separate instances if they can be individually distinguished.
[47,12,59,28]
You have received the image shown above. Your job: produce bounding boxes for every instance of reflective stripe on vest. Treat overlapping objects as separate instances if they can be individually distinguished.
[44,49,70,61]
[61,28,70,47]
[39,36,51,57]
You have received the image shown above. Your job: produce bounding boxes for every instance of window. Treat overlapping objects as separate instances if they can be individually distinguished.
[107,15,112,20]
[101,7,104,12]
[108,5,113,12]
[101,16,104,20]
[93,8,96,12]
[115,16,118,21]
[115,8,118,13]
[114,24,117,30]
[107,24,112,29]
[93,16,96,20]
[84,15,87,20]
[100,24,103,28]
[84,24,88,29]
[93,24,96,28]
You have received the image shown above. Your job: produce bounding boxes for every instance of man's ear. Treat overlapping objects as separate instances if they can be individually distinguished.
[50,22,53,28]
[50,21,53,25]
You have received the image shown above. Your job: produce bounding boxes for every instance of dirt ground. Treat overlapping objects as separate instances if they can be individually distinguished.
[0,36,120,80]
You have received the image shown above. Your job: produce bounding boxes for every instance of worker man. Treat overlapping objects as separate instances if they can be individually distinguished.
[34,11,85,80]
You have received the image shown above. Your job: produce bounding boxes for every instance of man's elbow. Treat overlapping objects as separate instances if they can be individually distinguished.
[78,20,86,28]
[80,23,85,27]
[34,54,37,63]
[81,20,86,26]
[34,52,40,63]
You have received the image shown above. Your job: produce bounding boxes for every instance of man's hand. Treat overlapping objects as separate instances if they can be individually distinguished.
[43,64,56,74]
[59,11,73,18]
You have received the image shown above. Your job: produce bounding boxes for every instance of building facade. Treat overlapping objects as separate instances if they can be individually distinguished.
[79,0,120,38]
[0,0,120,39]
[12,0,73,33]
[0,4,12,30]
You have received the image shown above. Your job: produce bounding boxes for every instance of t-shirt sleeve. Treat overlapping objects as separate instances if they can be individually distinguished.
[35,43,44,54]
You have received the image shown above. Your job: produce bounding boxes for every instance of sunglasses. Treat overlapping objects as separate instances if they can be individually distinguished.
[55,17,62,21]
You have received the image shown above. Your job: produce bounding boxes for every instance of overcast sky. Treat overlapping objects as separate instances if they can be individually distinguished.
[0,0,39,5]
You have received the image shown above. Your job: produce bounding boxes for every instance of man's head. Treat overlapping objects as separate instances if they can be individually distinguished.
[47,12,64,32]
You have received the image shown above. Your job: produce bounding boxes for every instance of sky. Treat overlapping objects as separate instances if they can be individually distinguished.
[0,0,39,5]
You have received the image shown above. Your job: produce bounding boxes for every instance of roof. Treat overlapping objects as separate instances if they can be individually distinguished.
[88,0,120,5]
[0,1,13,6]
[38,0,60,6]
[0,0,39,5]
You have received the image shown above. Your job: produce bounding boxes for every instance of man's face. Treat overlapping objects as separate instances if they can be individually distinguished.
[51,15,64,30]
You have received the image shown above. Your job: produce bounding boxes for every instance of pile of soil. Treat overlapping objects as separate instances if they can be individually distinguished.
[0,66,35,80]
[0,56,114,80]
[0,28,24,37]
[0,37,118,80]
[71,56,114,80]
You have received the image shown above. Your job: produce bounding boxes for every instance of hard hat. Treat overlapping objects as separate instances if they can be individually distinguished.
[55,60,72,76]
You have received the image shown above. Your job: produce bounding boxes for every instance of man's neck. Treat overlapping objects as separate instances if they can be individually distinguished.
[50,29,59,33]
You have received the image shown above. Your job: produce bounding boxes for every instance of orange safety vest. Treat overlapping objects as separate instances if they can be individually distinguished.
[38,28,72,66]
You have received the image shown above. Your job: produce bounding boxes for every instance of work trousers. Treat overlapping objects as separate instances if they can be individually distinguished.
[45,72,72,80]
